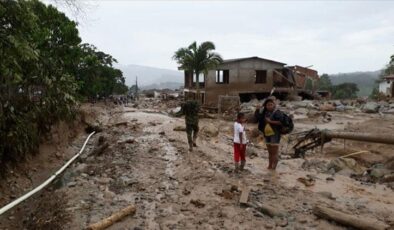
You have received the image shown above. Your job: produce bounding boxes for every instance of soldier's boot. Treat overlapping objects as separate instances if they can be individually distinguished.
[234,162,240,173]
[192,134,198,147]
[240,160,246,171]
[188,141,193,152]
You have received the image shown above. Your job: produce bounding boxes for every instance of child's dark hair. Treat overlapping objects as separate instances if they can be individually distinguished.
[263,98,274,108]
[237,112,245,120]
[262,98,275,115]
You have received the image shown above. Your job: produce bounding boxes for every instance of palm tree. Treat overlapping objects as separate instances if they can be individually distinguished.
[173,41,223,102]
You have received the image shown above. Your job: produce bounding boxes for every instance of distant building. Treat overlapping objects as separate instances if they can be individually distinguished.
[379,74,394,97]
[183,56,318,106]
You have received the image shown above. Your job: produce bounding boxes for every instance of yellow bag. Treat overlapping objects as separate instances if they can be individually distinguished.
[264,123,275,136]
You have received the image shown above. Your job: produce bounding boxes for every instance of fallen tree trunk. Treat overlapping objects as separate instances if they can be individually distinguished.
[87,205,136,230]
[313,205,389,230]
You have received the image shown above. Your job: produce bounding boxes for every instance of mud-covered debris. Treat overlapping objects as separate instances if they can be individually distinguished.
[190,199,205,208]
[85,125,103,134]
[297,177,315,187]
[173,126,186,131]
[182,188,191,195]
[114,121,128,127]
[382,173,394,183]
[317,191,335,200]
[275,217,288,227]
[327,158,365,175]
[301,159,328,172]
[230,185,239,192]
[326,177,335,181]
[98,136,106,145]
[362,102,380,113]
[319,103,336,111]
[369,168,391,179]
[202,123,219,137]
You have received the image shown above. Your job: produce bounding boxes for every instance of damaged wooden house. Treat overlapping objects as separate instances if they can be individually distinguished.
[183,56,318,107]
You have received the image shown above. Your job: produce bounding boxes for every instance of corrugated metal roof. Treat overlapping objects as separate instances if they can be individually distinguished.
[222,56,286,65]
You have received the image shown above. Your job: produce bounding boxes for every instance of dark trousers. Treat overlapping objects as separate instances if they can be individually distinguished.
[186,123,199,146]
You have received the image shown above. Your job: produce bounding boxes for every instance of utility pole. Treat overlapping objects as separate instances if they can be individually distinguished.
[135,76,139,101]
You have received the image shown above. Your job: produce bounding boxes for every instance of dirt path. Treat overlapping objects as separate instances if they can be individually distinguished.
[1,106,393,229]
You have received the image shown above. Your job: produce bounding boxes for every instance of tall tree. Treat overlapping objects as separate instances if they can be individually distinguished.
[173,41,222,101]
[384,54,394,76]
[332,83,359,99]
[318,74,332,91]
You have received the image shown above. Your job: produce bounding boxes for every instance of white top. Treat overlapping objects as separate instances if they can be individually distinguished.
[234,122,248,144]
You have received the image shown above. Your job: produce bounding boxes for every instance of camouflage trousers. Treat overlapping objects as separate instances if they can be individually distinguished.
[186,123,199,147]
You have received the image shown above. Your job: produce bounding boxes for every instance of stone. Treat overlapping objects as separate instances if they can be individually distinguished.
[103,189,116,199]
[382,173,394,183]
[275,217,288,227]
[67,181,77,187]
[264,223,275,229]
[327,158,365,175]
[295,108,308,115]
[74,163,88,174]
[362,102,379,113]
[370,168,391,178]
[317,191,335,200]
[119,176,135,186]
[203,123,219,137]
[383,108,394,114]
[97,177,112,185]
[319,104,336,111]
[190,199,205,208]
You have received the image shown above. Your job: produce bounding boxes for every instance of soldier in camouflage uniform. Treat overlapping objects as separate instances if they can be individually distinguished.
[179,100,200,151]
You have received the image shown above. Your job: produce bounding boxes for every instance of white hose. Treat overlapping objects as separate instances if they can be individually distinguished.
[0,131,96,216]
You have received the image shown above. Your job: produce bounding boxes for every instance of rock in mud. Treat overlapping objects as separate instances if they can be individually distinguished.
[297,177,315,187]
[319,103,336,111]
[190,199,205,208]
[202,123,219,137]
[327,158,365,175]
[362,102,379,113]
[74,163,88,174]
[369,168,392,179]
[382,173,394,183]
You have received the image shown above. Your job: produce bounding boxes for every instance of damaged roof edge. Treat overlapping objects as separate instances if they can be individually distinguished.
[221,56,286,66]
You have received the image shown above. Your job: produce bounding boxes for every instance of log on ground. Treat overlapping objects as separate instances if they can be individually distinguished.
[313,205,389,230]
[87,205,136,230]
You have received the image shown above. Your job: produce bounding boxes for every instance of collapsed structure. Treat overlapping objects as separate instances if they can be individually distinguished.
[379,74,394,98]
[183,56,319,107]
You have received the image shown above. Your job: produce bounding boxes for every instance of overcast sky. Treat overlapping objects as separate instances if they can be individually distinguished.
[59,0,394,74]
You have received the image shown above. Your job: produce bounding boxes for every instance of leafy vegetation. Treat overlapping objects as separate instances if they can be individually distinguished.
[318,74,359,99]
[173,41,222,101]
[383,55,394,76]
[331,83,359,99]
[0,0,127,167]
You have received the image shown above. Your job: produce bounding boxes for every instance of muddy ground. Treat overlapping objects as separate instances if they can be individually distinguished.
[0,101,393,229]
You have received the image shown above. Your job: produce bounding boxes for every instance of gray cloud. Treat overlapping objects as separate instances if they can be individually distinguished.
[59,0,394,74]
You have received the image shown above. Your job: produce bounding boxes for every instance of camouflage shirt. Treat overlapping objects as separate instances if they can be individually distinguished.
[181,100,200,125]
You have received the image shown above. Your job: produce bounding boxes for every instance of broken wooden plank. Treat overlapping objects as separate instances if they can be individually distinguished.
[239,187,251,205]
[87,205,136,230]
[313,205,389,230]
[113,121,128,127]
[339,150,369,159]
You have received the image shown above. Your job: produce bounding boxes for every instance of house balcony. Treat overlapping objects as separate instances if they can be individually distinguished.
[185,82,205,90]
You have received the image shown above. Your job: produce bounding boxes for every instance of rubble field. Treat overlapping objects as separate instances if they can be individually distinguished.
[0,98,393,230]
